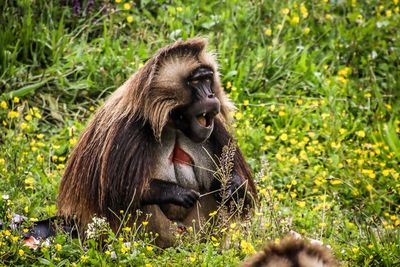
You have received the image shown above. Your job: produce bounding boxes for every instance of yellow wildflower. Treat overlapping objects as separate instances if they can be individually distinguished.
[146,245,153,252]
[366,184,373,191]
[115,0,121,3]
[209,210,217,217]
[55,244,62,251]
[25,177,35,187]
[0,101,7,109]
[8,111,19,119]
[34,112,41,119]
[290,15,300,25]
[356,130,366,138]
[264,28,272,36]
[281,8,290,15]
[300,4,308,18]
[123,3,131,10]
[269,104,276,112]
[20,122,28,130]
[18,249,24,256]
[120,244,129,254]
[330,180,343,185]
[338,67,351,77]
[127,16,133,23]
[337,76,348,84]
[69,138,77,146]
[123,226,131,232]
[176,7,183,12]
[299,150,308,160]
[303,27,310,34]
[296,201,306,208]
[280,133,288,141]
[80,255,89,262]
[241,240,256,254]
[13,97,20,103]
[37,155,44,162]
[235,112,243,120]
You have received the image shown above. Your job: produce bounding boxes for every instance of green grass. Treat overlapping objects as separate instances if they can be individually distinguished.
[1,0,400,266]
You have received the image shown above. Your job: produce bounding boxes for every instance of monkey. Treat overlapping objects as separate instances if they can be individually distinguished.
[56,37,257,247]
[240,237,340,267]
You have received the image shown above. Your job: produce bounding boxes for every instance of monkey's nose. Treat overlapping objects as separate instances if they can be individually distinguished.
[204,96,220,116]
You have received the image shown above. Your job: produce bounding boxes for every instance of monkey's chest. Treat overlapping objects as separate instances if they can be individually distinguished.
[153,130,215,192]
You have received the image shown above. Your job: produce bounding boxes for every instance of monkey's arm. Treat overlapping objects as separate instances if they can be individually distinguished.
[141,180,200,208]
[209,119,257,208]
[210,171,253,207]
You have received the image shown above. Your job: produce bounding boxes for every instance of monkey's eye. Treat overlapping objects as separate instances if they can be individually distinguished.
[191,80,200,85]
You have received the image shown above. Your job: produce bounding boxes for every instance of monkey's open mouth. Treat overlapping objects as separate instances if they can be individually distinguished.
[196,112,215,128]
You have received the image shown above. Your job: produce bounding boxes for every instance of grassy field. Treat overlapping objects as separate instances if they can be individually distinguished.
[1,0,400,266]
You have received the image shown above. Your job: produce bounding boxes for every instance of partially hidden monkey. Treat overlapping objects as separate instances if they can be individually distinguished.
[53,38,257,247]
[241,237,340,267]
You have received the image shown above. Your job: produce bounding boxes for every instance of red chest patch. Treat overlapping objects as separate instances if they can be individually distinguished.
[170,144,193,165]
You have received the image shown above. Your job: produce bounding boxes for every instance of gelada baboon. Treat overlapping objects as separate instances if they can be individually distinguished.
[241,237,340,267]
[57,38,257,247]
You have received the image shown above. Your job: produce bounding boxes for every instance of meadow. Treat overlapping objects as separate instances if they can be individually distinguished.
[0,0,399,266]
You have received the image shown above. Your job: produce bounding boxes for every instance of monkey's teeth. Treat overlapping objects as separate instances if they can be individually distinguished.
[197,115,207,127]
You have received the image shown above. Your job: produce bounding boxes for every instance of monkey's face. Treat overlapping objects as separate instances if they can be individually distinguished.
[170,66,221,143]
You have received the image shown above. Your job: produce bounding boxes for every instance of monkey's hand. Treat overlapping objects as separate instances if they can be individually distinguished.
[141,179,200,208]
[225,172,248,201]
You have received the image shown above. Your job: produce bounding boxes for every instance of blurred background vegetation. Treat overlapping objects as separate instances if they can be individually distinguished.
[0,0,399,266]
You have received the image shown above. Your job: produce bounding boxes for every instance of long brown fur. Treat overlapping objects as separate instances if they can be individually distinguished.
[57,38,256,238]
[241,237,340,267]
